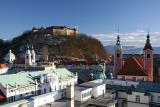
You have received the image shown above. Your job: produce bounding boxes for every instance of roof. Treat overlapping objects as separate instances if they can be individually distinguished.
[79,79,104,88]
[118,56,148,76]
[0,64,8,69]
[137,82,160,93]
[75,86,92,91]
[1,99,28,107]
[94,72,106,80]
[87,97,117,107]
[106,82,160,93]
[0,68,74,89]
[143,34,153,50]
[13,58,25,64]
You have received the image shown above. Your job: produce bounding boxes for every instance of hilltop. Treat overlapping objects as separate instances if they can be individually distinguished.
[0,30,108,61]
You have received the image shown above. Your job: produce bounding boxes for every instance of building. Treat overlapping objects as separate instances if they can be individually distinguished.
[74,79,117,107]
[105,79,160,107]
[0,68,78,104]
[76,79,106,99]
[32,26,78,36]
[3,50,16,64]
[114,32,153,82]
[0,64,8,74]
[59,61,107,82]
[3,46,56,74]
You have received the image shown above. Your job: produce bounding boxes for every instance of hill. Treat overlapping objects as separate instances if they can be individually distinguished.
[0,31,108,61]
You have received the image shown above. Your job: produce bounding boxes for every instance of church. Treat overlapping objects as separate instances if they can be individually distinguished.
[114,32,153,82]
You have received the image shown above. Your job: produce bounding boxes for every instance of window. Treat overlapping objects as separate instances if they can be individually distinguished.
[147,54,150,58]
[150,95,153,102]
[20,94,22,98]
[136,95,140,102]
[117,53,120,58]
[38,90,41,95]
[31,91,34,95]
[44,88,46,93]
[158,96,160,102]
[82,91,91,98]
[55,86,56,91]
[49,87,52,92]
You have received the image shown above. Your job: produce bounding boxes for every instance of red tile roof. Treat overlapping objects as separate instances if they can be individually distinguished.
[0,90,6,102]
[0,64,7,69]
[13,58,25,64]
[118,56,148,76]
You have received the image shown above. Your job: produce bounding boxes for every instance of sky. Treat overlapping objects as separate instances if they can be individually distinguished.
[1,0,160,47]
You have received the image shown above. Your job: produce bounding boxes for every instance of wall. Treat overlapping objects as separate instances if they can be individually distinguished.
[28,91,63,107]
[127,92,149,104]
[127,102,148,107]
[104,79,139,87]
[150,92,160,103]
[74,88,92,102]
[92,84,105,98]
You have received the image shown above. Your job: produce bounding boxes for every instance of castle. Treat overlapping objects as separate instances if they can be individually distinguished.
[114,32,153,82]
[32,26,78,36]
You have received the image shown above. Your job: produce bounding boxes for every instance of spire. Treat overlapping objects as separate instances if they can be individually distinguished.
[143,31,153,50]
[116,26,121,46]
[116,35,121,45]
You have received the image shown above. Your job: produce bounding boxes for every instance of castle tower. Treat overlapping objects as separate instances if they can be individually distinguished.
[31,45,36,64]
[25,46,32,66]
[143,32,153,81]
[114,34,123,76]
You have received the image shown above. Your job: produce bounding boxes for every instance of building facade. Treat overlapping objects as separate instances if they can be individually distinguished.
[32,26,78,36]
[114,33,153,82]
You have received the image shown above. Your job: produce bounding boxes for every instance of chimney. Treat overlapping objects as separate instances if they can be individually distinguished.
[66,85,74,107]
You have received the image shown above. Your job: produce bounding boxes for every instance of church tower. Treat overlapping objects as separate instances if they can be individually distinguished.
[25,46,32,66]
[114,34,123,76]
[143,32,153,81]
[31,45,36,64]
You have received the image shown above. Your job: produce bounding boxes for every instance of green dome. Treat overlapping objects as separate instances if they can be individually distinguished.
[106,72,114,79]
[94,72,106,80]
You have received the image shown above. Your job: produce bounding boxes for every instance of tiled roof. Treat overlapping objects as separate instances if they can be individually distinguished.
[118,56,148,76]
[13,58,25,64]
[0,64,7,69]
[0,68,74,88]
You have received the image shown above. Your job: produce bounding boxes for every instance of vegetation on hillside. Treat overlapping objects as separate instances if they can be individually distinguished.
[0,31,108,61]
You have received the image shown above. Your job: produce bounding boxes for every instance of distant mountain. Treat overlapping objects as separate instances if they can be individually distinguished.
[105,45,160,54]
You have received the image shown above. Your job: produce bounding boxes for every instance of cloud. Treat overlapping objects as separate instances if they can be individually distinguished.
[92,31,160,47]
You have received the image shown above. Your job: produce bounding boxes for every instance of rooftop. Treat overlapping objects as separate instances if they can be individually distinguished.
[118,56,147,76]
[0,68,74,89]
[75,86,92,91]
[79,79,104,88]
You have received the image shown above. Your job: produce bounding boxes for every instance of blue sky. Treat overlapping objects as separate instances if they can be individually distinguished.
[1,0,160,46]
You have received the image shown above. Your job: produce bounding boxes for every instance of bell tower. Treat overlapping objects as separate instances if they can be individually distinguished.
[114,34,123,76]
[143,32,153,81]
[25,46,32,66]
